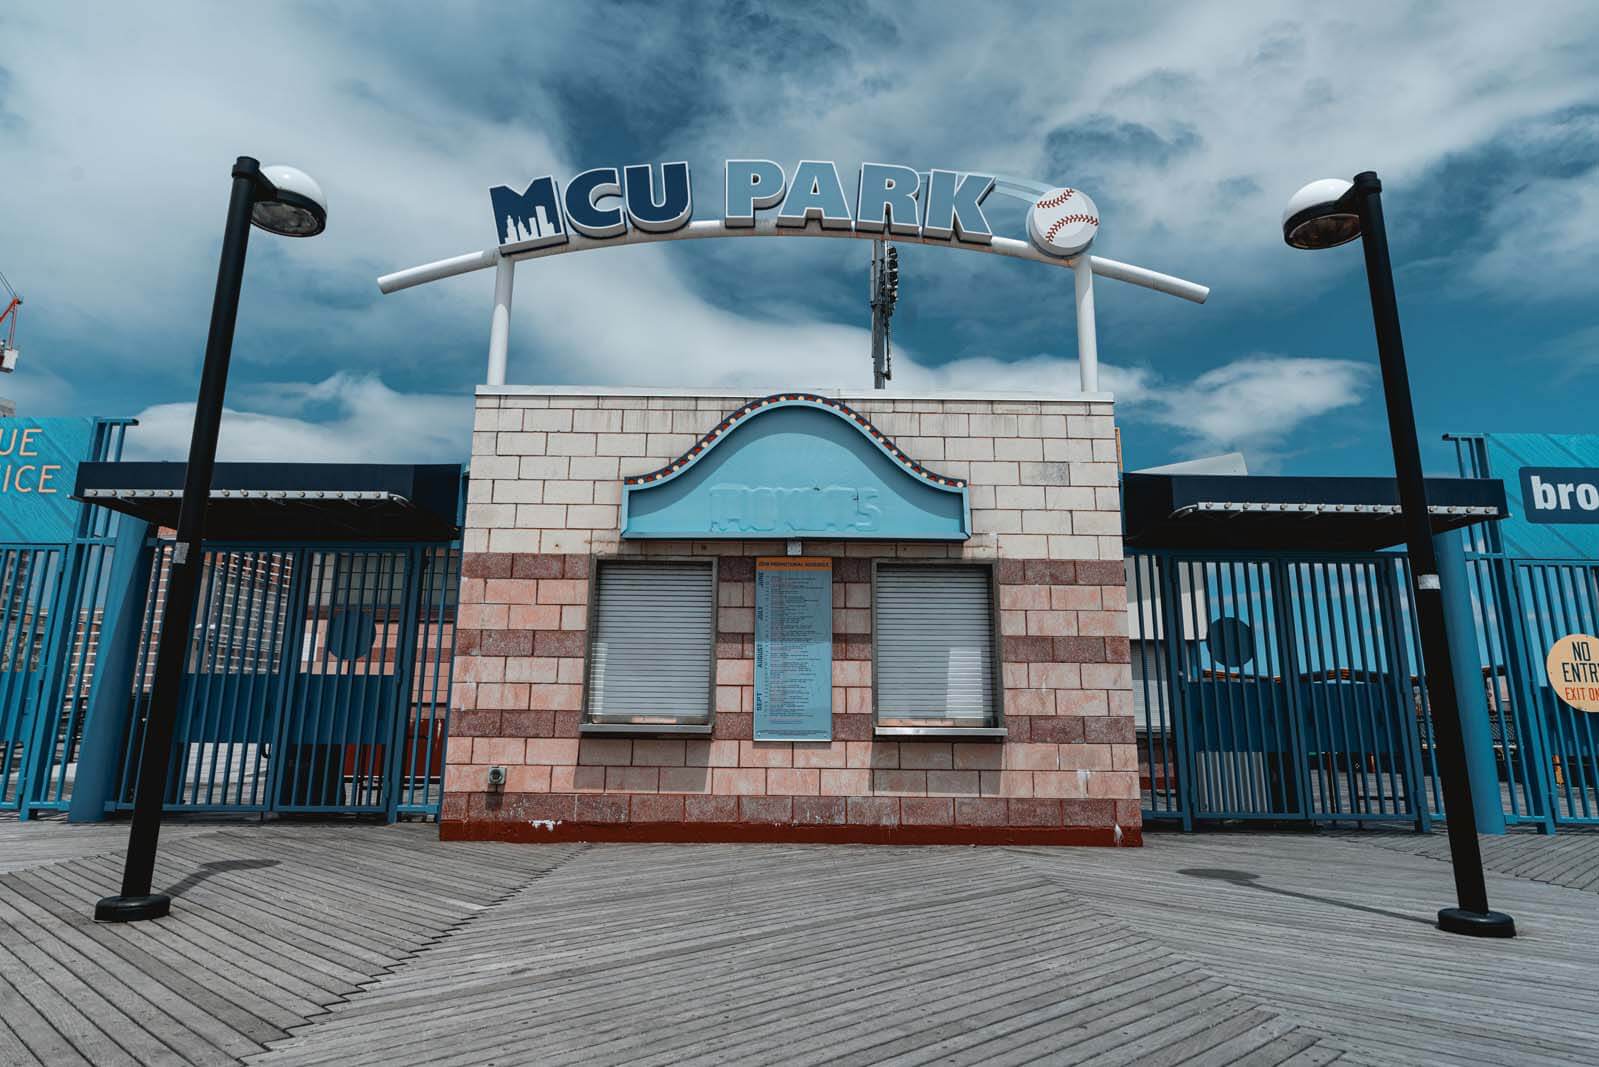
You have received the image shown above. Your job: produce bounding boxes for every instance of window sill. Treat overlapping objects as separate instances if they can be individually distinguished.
[580,722,715,738]
[873,726,1008,740]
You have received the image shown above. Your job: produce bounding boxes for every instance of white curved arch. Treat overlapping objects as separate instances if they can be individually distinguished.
[375,217,1209,304]
[376,183,1211,392]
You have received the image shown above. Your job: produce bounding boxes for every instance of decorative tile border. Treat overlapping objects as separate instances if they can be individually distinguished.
[622,393,968,491]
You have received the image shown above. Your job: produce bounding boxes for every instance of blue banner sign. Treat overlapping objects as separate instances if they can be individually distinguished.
[492,160,998,254]
[621,394,970,541]
[1520,467,1599,525]
[1479,434,1599,560]
[0,417,96,543]
[754,557,833,742]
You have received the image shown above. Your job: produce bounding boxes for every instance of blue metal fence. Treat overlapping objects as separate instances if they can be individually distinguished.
[112,540,459,819]
[3,418,132,817]
[1132,549,1443,829]
[1450,433,1598,830]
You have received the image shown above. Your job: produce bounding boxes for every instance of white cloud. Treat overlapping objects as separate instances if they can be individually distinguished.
[2,1,1594,464]
[124,374,470,463]
[1138,355,1373,462]
[115,354,1364,476]
[1467,174,1599,299]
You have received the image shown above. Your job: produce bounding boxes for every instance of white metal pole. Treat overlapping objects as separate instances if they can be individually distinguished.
[487,254,515,386]
[1073,254,1099,394]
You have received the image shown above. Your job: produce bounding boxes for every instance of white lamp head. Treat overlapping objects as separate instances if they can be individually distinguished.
[252,164,327,237]
[1282,177,1359,250]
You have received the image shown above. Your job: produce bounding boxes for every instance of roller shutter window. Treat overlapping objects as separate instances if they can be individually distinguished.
[874,564,998,726]
[585,561,715,723]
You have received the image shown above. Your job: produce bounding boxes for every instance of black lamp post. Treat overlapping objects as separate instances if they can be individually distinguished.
[94,156,327,923]
[1283,171,1514,938]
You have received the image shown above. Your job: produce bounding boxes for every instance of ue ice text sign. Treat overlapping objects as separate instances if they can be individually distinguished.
[1521,467,1599,525]
[0,417,95,542]
[491,161,998,254]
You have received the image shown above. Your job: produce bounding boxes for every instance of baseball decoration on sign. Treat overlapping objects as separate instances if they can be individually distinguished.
[1027,186,1099,257]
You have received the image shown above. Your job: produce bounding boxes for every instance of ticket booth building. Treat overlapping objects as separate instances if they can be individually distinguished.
[444,386,1137,844]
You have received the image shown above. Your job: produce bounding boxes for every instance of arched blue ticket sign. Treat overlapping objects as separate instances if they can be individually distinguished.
[621,394,970,540]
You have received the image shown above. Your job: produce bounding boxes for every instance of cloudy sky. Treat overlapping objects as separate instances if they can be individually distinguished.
[3,2,1597,474]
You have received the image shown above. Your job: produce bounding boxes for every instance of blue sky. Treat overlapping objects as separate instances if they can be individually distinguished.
[2,2,1597,476]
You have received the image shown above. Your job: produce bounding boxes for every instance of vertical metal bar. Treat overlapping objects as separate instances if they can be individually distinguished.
[186,549,225,806]
[1156,553,1193,830]
[21,544,80,818]
[1533,566,1574,821]
[1577,565,1599,821]
[1225,560,1259,815]
[200,552,236,804]
[118,543,166,808]
[1180,559,1215,817]
[1398,555,1441,816]
[1301,562,1335,816]
[1239,559,1269,815]
[1145,555,1176,818]
[1073,253,1098,393]
[421,548,461,816]
[1556,564,1595,820]
[249,551,288,808]
[385,547,424,821]
[1351,560,1390,815]
[1469,552,1519,820]
[1501,560,1557,832]
[1272,557,1312,821]
[1361,559,1404,816]
[1376,554,1427,829]
[234,552,268,807]
[308,550,340,810]
[263,548,311,812]
[360,552,393,809]
[0,550,24,806]
[1328,562,1370,818]
[325,552,357,809]
[1129,554,1157,816]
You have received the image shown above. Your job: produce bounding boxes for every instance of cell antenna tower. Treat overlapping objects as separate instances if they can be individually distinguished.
[869,241,899,389]
[0,269,19,416]
[0,269,19,374]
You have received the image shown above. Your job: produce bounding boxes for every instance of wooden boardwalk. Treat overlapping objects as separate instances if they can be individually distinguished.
[1358,827,1599,894]
[1,816,1594,1065]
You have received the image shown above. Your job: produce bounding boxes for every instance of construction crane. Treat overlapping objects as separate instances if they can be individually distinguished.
[0,268,19,373]
[868,242,899,388]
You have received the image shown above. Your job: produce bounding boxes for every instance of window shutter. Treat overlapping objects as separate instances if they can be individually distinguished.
[874,565,996,724]
[586,562,714,722]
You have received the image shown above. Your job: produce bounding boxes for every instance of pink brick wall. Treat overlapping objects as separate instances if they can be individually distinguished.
[443,389,1139,845]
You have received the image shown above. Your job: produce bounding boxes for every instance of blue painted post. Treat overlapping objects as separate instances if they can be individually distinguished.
[68,519,153,822]
[1434,530,1506,834]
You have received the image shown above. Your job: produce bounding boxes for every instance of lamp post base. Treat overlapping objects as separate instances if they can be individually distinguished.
[1437,907,1516,938]
[94,893,171,923]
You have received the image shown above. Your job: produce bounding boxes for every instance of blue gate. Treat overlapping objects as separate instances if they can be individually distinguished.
[1131,550,1442,828]
[1449,433,1598,830]
[0,547,66,810]
[112,541,459,818]
[1506,560,1599,826]
[2,417,132,816]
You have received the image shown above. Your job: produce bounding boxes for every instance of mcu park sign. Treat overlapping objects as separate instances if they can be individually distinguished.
[493,161,1066,255]
[377,158,1209,392]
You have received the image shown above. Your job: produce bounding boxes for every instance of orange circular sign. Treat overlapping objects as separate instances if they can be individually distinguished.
[1546,634,1599,713]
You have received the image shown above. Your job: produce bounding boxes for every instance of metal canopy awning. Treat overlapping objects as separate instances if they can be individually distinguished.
[73,462,463,542]
[1123,472,1508,552]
